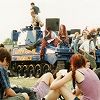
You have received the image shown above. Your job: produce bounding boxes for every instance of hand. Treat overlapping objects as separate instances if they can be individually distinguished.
[60,75,64,79]
[56,69,67,78]
[56,71,62,78]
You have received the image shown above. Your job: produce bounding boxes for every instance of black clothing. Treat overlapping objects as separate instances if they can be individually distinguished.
[32,6,40,15]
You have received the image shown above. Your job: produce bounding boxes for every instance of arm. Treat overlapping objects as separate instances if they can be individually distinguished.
[5,88,16,97]
[0,69,17,98]
[72,86,82,96]
[50,69,84,90]
[91,41,96,58]
[45,32,51,38]
[47,32,61,43]
[36,16,44,27]
[79,43,84,52]
[50,71,72,90]
[79,43,85,54]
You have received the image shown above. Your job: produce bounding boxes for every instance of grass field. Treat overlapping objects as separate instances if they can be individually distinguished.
[9,77,38,88]
[9,76,73,91]
[9,76,82,99]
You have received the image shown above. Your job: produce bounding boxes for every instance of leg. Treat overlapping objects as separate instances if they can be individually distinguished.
[22,93,29,100]
[11,86,35,100]
[44,89,60,100]
[60,85,75,100]
[4,93,29,100]
[26,39,41,51]
[37,72,54,86]
[84,52,97,69]
[40,39,47,59]
[44,84,76,100]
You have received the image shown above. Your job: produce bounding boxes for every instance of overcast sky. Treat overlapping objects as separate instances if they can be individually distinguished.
[0,0,100,43]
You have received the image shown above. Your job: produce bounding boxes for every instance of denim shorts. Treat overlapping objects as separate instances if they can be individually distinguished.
[4,93,25,100]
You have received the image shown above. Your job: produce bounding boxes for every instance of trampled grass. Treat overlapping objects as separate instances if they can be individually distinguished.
[9,76,73,90]
[9,77,38,88]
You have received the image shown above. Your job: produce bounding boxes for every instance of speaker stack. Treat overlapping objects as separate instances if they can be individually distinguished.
[46,18,60,31]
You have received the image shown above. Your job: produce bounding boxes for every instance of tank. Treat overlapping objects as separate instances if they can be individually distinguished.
[10,26,100,78]
[10,26,73,78]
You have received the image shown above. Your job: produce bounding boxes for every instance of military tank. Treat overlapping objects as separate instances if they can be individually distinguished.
[9,25,74,78]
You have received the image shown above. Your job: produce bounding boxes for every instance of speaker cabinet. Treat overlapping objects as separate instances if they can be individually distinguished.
[67,30,71,35]
[70,29,81,34]
[11,30,20,41]
[46,18,60,31]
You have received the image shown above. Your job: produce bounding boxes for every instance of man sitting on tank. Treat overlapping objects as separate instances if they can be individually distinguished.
[40,27,61,60]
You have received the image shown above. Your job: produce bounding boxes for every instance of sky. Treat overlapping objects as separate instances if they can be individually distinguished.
[0,0,100,43]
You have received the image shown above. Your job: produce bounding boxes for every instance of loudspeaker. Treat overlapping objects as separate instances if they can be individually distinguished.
[70,29,81,34]
[46,18,60,31]
[67,30,71,35]
[11,30,20,41]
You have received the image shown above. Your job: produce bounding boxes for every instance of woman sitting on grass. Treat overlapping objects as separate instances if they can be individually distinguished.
[12,72,55,100]
[42,53,100,100]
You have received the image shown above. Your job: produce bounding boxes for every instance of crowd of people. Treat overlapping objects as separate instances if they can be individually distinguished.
[29,2,100,66]
[0,47,100,100]
[0,1,100,100]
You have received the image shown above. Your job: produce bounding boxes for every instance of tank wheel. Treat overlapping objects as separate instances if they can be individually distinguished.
[35,64,42,78]
[43,64,51,74]
[11,63,16,71]
[23,65,28,77]
[17,65,22,77]
[29,64,35,77]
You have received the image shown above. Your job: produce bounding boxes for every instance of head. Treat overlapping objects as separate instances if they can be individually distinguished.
[90,28,97,33]
[31,2,35,6]
[0,47,11,68]
[59,24,69,41]
[87,34,92,40]
[31,2,35,9]
[70,53,86,70]
[59,24,67,34]
[74,32,80,38]
[89,28,97,38]
[59,24,66,30]
[82,29,89,35]
[0,43,4,47]
[85,60,91,68]
[81,30,89,39]
[97,28,100,34]
[70,53,87,89]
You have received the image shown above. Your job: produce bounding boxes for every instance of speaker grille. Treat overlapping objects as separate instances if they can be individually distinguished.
[70,29,81,34]
[46,18,60,31]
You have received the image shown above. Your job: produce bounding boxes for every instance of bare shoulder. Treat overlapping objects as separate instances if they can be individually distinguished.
[76,70,85,83]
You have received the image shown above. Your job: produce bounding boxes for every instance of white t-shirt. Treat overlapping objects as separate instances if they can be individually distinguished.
[43,31,58,43]
[79,39,95,53]
[96,36,100,47]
